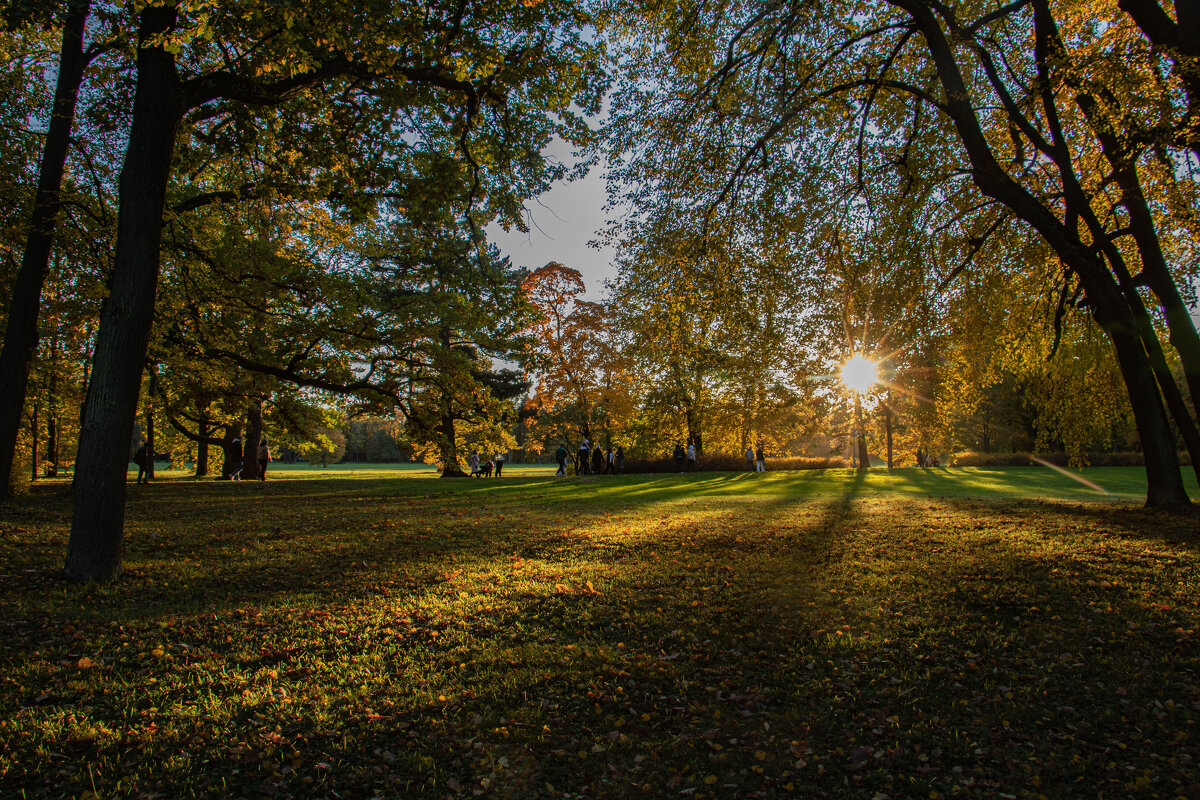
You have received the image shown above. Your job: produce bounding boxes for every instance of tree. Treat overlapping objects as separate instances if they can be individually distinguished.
[603,0,1198,506]
[521,262,631,447]
[65,0,604,579]
[0,1,114,495]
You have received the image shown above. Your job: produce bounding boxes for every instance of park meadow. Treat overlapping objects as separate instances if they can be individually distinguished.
[3,465,1200,800]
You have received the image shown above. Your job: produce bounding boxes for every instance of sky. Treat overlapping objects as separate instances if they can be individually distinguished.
[488,147,616,301]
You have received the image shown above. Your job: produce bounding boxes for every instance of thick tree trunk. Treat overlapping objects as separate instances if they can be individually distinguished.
[220,426,242,479]
[242,399,262,480]
[439,410,467,477]
[0,1,90,497]
[65,6,181,581]
[1104,317,1190,506]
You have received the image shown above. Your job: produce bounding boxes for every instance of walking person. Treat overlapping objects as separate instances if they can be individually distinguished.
[686,441,697,472]
[755,444,766,472]
[605,446,616,475]
[673,443,685,473]
[133,442,150,484]
[745,445,755,471]
[228,436,243,480]
[494,451,504,477]
[256,437,272,481]
[615,445,625,475]
[468,450,480,477]
[555,443,568,477]
[592,444,604,476]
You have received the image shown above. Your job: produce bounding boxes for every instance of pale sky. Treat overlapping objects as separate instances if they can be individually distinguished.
[489,151,616,301]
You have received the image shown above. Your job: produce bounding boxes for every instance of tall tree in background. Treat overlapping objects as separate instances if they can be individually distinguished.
[522,262,613,443]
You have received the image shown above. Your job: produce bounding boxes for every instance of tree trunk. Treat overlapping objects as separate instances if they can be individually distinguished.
[144,366,157,481]
[884,392,893,469]
[195,413,210,477]
[854,393,870,469]
[685,406,703,455]
[439,410,467,477]
[0,1,90,497]
[220,426,242,479]
[892,0,1188,506]
[242,398,263,480]
[1104,316,1190,506]
[46,336,60,477]
[66,5,181,582]
[30,399,39,484]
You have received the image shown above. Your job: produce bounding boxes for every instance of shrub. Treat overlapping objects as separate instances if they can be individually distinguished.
[621,453,849,474]
[949,451,1182,467]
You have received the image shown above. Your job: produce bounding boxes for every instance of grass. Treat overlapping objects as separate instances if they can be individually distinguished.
[2,467,1200,799]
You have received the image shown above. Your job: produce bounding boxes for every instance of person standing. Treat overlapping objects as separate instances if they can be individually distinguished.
[745,445,755,471]
[605,446,616,474]
[494,451,504,477]
[616,445,625,474]
[133,442,150,484]
[686,441,697,472]
[256,437,272,481]
[673,443,685,473]
[555,443,568,476]
[578,439,590,475]
[468,450,480,477]
[592,444,604,476]
[755,444,766,472]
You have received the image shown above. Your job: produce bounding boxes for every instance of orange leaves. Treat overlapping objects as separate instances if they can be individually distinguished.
[555,580,601,596]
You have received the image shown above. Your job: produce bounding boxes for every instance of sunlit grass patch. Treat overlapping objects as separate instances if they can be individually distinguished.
[2,470,1199,798]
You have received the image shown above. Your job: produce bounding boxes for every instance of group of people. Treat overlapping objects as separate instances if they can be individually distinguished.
[555,440,624,476]
[223,437,273,481]
[745,444,767,472]
[131,436,273,482]
[672,442,698,472]
[468,451,505,477]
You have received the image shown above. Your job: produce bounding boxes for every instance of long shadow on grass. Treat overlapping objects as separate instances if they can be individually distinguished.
[3,469,886,799]
[9,480,1200,798]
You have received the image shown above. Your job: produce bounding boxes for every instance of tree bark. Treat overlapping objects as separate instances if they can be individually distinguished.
[685,406,703,455]
[439,409,467,477]
[0,1,90,497]
[220,425,242,479]
[853,393,870,469]
[242,398,263,480]
[30,399,39,484]
[66,5,182,581]
[884,392,893,469]
[144,365,157,481]
[196,413,210,477]
[46,336,60,477]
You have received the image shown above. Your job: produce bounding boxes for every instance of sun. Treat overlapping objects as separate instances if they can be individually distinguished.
[841,354,879,393]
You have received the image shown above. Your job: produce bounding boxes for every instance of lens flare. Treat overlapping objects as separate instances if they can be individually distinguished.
[841,355,879,393]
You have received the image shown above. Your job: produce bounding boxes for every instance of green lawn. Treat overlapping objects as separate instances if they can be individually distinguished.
[3,468,1199,799]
